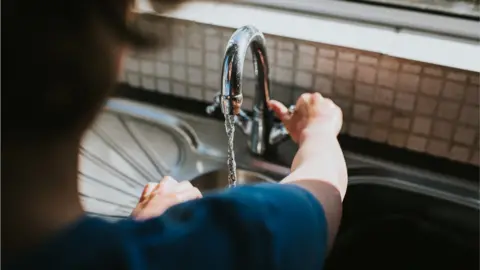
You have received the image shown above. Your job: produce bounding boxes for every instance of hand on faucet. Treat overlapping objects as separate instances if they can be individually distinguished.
[268,92,342,144]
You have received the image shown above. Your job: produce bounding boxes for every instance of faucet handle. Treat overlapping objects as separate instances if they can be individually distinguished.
[205,92,221,115]
[269,122,290,145]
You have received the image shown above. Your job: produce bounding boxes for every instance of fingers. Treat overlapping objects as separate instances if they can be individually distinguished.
[173,181,194,192]
[268,100,292,122]
[158,176,177,192]
[176,186,203,202]
[139,182,158,203]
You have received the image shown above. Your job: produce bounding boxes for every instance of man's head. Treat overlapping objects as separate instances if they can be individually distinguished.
[3,0,187,142]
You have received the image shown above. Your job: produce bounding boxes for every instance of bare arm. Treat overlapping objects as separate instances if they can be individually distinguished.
[270,93,348,249]
[281,132,346,249]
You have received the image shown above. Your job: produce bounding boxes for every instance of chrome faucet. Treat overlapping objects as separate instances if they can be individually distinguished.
[206,25,291,156]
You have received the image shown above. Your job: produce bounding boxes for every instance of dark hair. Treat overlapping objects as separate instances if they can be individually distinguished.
[3,0,186,140]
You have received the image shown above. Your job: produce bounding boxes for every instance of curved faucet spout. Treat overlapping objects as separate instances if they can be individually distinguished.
[206,25,290,156]
[220,25,270,116]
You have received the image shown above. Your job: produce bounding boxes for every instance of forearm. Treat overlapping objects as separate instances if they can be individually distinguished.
[280,131,347,249]
[280,131,347,199]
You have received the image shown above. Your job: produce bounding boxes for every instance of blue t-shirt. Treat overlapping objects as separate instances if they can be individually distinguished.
[5,183,328,270]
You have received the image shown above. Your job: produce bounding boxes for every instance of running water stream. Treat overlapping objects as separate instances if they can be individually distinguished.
[224,115,237,187]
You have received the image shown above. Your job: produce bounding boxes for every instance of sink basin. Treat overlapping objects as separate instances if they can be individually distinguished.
[324,179,479,270]
[190,169,274,193]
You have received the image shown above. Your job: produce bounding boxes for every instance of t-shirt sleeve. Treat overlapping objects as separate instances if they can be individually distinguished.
[129,183,328,270]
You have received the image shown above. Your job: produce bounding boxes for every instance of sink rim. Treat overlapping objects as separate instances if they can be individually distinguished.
[104,98,201,152]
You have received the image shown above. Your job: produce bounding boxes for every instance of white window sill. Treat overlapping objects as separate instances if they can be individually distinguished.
[137,1,480,72]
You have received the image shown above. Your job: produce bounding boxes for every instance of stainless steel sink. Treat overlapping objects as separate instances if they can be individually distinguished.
[190,169,275,193]
[80,98,479,268]
[79,98,228,217]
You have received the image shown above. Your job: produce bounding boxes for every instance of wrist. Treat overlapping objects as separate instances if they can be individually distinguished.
[299,126,338,146]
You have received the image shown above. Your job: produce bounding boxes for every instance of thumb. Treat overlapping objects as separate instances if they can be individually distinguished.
[268,100,291,123]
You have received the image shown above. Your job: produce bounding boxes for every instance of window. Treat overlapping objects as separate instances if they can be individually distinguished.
[242,0,479,40]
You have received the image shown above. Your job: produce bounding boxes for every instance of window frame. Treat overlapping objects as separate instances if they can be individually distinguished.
[241,0,480,41]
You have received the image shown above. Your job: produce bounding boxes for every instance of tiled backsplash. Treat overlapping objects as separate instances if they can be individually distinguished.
[122,15,479,166]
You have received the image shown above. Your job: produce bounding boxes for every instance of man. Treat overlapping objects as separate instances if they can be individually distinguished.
[3,1,348,269]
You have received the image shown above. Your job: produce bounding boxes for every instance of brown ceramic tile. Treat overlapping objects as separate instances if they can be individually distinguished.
[412,116,432,135]
[356,65,376,84]
[334,98,353,118]
[423,67,443,77]
[274,67,294,84]
[204,36,222,52]
[314,76,333,95]
[379,56,400,71]
[172,65,186,81]
[156,78,170,93]
[358,55,378,66]
[205,52,221,71]
[426,139,449,157]
[204,89,217,102]
[187,67,203,85]
[140,60,155,75]
[155,62,170,78]
[401,63,422,74]
[420,77,442,96]
[387,132,407,147]
[172,82,187,96]
[187,32,203,49]
[298,44,316,55]
[442,81,464,100]
[141,76,156,90]
[392,115,411,130]
[297,53,315,71]
[277,51,295,68]
[338,51,356,62]
[407,135,427,152]
[397,73,419,92]
[334,79,354,97]
[352,103,371,121]
[205,70,220,89]
[432,120,453,140]
[278,40,295,51]
[415,96,437,115]
[465,85,479,105]
[271,84,293,105]
[336,61,356,80]
[450,145,470,163]
[446,71,468,82]
[355,83,375,102]
[318,47,336,58]
[369,128,388,142]
[374,87,394,106]
[469,74,479,85]
[437,101,460,120]
[294,71,314,89]
[459,105,479,127]
[172,48,186,64]
[394,92,416,111]
[453,126,476,145]
[377,69,398,89]
[371,108,392,124]
[204,27,219,36]
[187,49,203,66]
[348,123,368,137]
[316,57,335,75]
[125,56,140,72]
